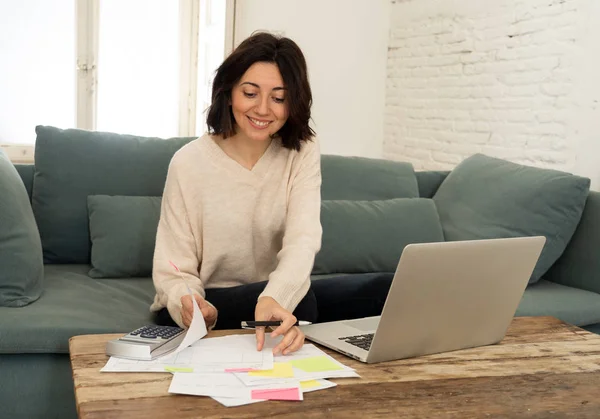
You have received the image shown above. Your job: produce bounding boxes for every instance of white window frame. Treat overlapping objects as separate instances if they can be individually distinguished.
[2,0,235,164]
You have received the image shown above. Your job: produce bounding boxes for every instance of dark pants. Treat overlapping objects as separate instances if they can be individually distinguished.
[311,273,394,323]
[155,273,394,329]
[155,281,318,330]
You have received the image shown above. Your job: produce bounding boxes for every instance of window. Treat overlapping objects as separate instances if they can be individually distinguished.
[0,0,76,149]
[0,0,234,162]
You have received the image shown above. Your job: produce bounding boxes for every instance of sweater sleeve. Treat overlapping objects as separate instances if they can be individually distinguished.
[151,157,215,329]
[259,138,323,313]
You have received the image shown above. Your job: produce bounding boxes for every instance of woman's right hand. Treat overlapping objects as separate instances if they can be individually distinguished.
[180,294,218,328]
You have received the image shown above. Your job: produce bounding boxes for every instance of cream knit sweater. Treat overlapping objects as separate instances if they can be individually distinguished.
[150,134,322,328]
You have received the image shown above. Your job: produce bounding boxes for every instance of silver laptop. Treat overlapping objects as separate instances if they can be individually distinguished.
[301,236,546,363]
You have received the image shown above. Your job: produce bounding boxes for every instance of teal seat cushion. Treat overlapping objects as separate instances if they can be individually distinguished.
[0,265,156,354]
[433,154,590,284]
[321,155,419,200]
[0,150,44,307]
[516,280,600,326]
[88,195,162,278]
[313,198,445,274]
[31,126,194,264]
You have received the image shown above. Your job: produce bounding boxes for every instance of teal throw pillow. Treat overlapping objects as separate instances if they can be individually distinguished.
[433,154,590,284]
[88,195,162,278]
[0,151,44,306]
[313,198,445,274]
[321,155,419,200]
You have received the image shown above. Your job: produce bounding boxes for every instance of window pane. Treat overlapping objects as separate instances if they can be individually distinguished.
[96,0,180,138]
[196,0,226,135]
[0,1,76,145]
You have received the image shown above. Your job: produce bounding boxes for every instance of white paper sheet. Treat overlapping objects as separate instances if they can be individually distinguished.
[299,379,337,393]
[170,283,208,356]
[209,379,336,407]
[101,334,274,373]
[211,396,265,407]
[169,372,303,400]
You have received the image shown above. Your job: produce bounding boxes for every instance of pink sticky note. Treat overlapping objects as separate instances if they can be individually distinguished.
[224,368,255,373]
[251,387,301,401]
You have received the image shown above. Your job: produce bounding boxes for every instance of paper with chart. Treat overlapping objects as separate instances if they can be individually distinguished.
[233,343,359,386]
[101,334,274,373]
[204,339,356,407]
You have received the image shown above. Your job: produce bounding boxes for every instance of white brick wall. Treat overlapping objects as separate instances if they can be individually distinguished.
[385,0,600,185]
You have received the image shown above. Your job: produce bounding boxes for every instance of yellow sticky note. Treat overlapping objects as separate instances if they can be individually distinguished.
[164,366,193,373]
[290,356,344,373]
[300,380,321,389]
[248,362,294,378]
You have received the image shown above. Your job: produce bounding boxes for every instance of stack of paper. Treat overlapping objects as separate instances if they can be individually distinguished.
[102,334,359,407]
[102,289,358,406]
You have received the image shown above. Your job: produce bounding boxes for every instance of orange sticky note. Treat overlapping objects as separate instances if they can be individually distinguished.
[248,362,294,378]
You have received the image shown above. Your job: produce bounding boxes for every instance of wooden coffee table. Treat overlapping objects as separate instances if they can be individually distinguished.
[69,316,600,418]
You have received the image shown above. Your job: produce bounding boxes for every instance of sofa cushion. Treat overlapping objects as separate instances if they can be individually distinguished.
[415,170,449,198]
[583,323,600,335]
[0,150,44,307]
[544,191,600,295]
[15,163,34,202]
[321,155,419,200]
[88,195,162,278]
[433,154,590,284]
[313,198,445,274]
[515,280,600,326]
[0,265,156,354]
[31,125,194,264]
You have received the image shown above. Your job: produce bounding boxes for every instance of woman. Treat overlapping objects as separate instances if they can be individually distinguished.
[150,32,321,356]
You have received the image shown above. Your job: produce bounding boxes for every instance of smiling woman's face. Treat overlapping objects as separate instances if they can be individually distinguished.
[230,62,289,142]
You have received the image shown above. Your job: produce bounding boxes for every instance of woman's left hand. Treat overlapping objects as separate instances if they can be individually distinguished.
[254,296,305,355]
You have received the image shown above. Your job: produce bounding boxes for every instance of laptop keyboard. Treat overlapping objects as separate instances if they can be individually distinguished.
[339,333,374,351]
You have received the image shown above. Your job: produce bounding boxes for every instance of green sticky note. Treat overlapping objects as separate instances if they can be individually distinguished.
[164,366,193,373]
[289,356,344,373]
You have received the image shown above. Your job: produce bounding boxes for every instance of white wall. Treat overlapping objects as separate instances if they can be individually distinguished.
[234,0,390,158]
[572,0,600,190]
[385,0,600,189]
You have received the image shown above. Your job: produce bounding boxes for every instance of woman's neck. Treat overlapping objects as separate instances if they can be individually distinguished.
[215,131,272,170]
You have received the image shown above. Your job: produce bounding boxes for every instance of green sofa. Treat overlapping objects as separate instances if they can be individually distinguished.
[2,126,600,419]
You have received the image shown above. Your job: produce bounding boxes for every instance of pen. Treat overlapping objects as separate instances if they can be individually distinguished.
[241,320,312,329]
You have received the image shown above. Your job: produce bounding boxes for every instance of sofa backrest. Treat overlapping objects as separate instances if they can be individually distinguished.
[415,170,449,198]
[16,161,445,201]
[25,126,428,265]
[31,126,196,264]
[15,164,34,202]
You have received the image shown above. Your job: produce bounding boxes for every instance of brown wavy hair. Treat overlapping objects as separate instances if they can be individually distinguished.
[206,32,315,151]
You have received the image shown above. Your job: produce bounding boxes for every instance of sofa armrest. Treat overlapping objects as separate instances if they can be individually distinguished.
[545,190,600,294]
